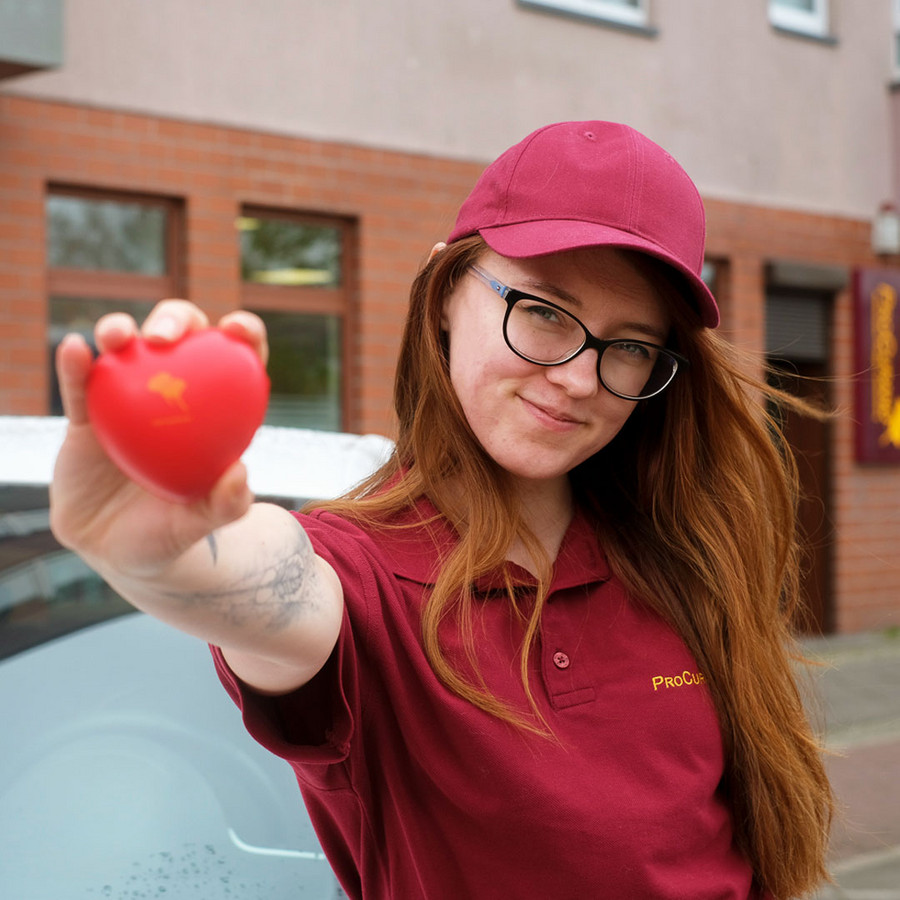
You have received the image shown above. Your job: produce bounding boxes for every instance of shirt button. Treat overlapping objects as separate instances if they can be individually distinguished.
[552,651,571,670]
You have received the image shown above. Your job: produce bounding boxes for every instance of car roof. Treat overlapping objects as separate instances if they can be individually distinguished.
[0,415,394,500]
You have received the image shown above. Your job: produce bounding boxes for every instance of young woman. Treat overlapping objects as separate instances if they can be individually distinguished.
[51,121,834,899]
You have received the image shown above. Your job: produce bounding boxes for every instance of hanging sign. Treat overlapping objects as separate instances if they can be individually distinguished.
[854,268,900,463]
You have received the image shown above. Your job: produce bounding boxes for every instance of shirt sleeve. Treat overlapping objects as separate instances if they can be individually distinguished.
[209,509,377,770]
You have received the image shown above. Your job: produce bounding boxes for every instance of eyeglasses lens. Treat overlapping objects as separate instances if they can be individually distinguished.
[505,297,584,363]
[505,298,677,400]
[600,344,676,399]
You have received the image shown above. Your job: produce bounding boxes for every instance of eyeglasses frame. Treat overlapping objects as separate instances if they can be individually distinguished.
[466,265,689,401]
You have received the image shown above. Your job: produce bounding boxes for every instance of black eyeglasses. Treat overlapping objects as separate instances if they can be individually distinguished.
[467,265,688,401]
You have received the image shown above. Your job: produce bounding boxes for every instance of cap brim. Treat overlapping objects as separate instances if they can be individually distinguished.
[477,220,720,329]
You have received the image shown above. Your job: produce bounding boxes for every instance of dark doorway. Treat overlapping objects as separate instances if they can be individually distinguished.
[766,290,835,635]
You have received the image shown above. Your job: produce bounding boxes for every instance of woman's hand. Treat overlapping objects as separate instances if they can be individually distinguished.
[50,300,270,579]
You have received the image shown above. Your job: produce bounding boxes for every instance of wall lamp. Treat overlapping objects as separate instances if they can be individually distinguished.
[872,201,900,256]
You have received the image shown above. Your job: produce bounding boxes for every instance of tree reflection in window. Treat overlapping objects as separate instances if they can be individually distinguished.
[239,216,341,287]
[47,194,168,275]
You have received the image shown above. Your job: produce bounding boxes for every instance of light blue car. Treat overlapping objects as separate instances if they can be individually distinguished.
[0,417,392,899]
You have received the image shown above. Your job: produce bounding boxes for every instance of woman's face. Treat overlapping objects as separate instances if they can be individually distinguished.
[441,246,672,494]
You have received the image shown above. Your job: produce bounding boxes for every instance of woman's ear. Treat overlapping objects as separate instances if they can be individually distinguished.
[428,242,447,263]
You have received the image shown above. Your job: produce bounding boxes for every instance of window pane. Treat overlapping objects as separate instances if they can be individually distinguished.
[768,0,827,35]
[239,216,342,287]
[773,0,815,10]
[256,311,342,431]
[47,195,168,275]
[519,0,647,26]
[48,297,155,415]
[895,0,900,71]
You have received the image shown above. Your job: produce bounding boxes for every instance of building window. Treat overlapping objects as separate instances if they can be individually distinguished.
[238,210,354,432]
[768,0,829,39]
[518,0,650,30]
[45,188,183,415]
[894,0,900,76]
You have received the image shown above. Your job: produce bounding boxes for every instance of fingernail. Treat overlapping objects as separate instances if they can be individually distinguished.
[147,315,179,341]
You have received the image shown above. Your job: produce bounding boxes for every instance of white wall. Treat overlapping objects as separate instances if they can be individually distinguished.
[3,0,894,218]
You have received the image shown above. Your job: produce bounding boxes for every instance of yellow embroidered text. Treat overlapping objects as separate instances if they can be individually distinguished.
[651,671,706,691]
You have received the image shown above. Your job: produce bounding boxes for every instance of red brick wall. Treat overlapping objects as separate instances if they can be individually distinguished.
[1,94,897,632]
[0,94,481,435]
[705,199,900,634]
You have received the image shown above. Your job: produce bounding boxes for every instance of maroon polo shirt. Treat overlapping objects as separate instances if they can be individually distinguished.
[212,502,765,899]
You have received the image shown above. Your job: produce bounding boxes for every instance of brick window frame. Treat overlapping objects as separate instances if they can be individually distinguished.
[45,185,184,414]
[46,185,184,307]
[238,206,358,432]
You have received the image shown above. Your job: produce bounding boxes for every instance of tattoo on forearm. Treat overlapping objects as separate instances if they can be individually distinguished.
[170,526,320,633]
[206,532,219,565]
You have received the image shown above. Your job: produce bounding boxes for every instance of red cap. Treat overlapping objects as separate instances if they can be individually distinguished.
[447,121,719,328]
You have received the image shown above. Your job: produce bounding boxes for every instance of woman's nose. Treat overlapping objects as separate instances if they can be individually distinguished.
[543,348,600,398]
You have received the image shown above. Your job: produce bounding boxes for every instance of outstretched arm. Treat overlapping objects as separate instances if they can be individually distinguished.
[50,300,343,695]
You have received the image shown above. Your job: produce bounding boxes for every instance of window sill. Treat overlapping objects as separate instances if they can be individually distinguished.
[516,0,658,37]
[770,23,838,46]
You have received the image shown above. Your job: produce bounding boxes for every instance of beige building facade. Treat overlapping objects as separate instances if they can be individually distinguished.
[4,0,893,218]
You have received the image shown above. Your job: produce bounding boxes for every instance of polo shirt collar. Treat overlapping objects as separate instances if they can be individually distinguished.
[381,498,610,594]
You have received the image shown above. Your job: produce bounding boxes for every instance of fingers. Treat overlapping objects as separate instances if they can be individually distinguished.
[142,299,210,344]
[100,301,268,366]
[55,333,95,424]
[94,311,139,354]
[218,310,269,366]
[93,297,207,354]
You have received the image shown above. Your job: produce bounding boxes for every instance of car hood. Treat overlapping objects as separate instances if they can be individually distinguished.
[0,614,341,897]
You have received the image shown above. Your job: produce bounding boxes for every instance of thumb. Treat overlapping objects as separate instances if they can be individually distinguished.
[202,460,255,529]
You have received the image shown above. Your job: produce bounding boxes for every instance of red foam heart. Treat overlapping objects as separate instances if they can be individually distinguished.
[87,329,270,502]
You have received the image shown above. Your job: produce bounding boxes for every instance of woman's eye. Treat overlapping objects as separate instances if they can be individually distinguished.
[616,341,653,360]
[521,302,563,324]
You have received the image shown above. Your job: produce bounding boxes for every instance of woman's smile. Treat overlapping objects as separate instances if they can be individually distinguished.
[518,394,584,432]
